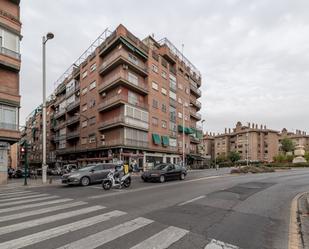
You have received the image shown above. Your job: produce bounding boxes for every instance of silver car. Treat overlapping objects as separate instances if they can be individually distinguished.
[61,163,118,186]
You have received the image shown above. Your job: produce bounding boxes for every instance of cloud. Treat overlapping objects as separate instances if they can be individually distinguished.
[20,0,309,133]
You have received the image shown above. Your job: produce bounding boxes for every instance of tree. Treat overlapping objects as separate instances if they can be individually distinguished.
[216,154,227,164]
[280,138,295,154]
[305,152,309,162]
[228,151,241,164]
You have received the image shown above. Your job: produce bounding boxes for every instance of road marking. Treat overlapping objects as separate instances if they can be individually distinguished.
[0,198,72,214]
[0,210,126,249]
[178,195,206,206]
[0,205,105,235]
[89,186,102,189]
[204,239,239,248]
[0,195,58,208]
[0,191,33,197]
[89,175,224,199]
[130,226,189,249]
[56,217,153,249]
[0,193,49,202]
[0,201,87,222]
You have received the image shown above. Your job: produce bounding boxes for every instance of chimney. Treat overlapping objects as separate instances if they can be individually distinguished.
[260,124,263,129]
[229,128,231,133]
[264,125,266,130]
[256,124,258,129]
[225,128,227,133]
[248,122,251,128]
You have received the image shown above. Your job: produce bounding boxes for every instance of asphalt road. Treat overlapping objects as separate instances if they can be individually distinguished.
[1,168,309,249]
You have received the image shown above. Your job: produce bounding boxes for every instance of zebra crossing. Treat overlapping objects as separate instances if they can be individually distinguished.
[0,187,240,249]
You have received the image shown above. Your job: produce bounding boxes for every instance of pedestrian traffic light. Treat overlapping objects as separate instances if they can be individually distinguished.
[20,146,26,161]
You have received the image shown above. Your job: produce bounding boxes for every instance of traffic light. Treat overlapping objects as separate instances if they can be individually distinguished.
[20,146,27,161]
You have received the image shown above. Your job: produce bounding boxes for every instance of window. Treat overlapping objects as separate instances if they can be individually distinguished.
[128,53,138,65]
[184,115,188,121]
[89,135,96,143]
[89,81,96,90]
[82,104,87,112]
[152,81,158,91]
[82,71,88,79]
[0,28,20,53]
[161,87,167,95]
[82,120,88,128]
[128,72,138,85]
[178,97,182,104]
[178,83,183,90]
[161,71,167,79]
[81,137,87,145]
[124,128,148,143]
[81,87,87,95]
[162,120,167,129]
[185,88,190,94]
[89,116,96,125]
[128,91,139,106]
[169,106,176,122]
[169,91,176,100]
[125,105,149,122]
[152,99,158,109]
[66,95,75,105]
[170,138,177,147]
[162,103,167,113]
[152,117,158,126]
[90,63,96,72]
[178,112,183,119]
[88,99,96,108]
[0,105,17,130]
[152,64,158,73]
[59,140,66,149]
[169,74,177,92]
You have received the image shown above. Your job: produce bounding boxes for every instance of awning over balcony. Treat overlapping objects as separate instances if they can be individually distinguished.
[152,133,161,145]
[161,136,169,147]
[178,125,194,134]
[120,37,148,60]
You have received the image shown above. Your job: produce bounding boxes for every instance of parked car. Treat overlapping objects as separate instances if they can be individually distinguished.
[141,163,187,183]
[61,164,78,175]
[14,168,30,178]
[61,163,119,186]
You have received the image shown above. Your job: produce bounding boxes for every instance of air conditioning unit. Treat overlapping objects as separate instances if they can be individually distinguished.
[101,92,106,97]
[122,64,128,70]
[100,134,105,140]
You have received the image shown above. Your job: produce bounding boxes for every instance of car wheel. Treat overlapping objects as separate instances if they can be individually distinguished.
[80,177,90,186]
[159,175,165,183]
[180,173,185,180]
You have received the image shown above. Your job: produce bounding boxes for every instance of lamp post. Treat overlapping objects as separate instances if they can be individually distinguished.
[42,32,54,184]
[201,119,205,134]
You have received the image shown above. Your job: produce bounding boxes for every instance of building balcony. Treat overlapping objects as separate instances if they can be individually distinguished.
[66,131,79,140]
[0,47,21,71]
[54,134,66,142]
[99,50,148,77]
[66,99,80,113]
[190,98,201,110]
[54,122,66,131]
[54,94,66,107]
[55,82,66,96]
[99,73,148,96]
[54,109,66,119]
[160,45,177,64]
[66,83,80,98]
[190,84,202,97]
[190,111,202,121]
[66,116,80,126]
[98,115,149,132]
[97,94,147,113]
[169,98,177,108]
[190,136,201,144]
[100,138,148,148]
[0,123,20,143]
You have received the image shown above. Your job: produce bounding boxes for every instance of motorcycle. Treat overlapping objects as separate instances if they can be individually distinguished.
[102,170,131,190]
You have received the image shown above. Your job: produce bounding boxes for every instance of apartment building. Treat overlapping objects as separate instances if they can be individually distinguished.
[200,132,215,160]
[0,0,21,184]
[22,24,203,169]
[214,122,279,162]
[280,128,309,151]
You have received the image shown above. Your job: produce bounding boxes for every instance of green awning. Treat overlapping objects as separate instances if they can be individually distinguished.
[196,130,203,139]
[186,128,195,134]
[162,136,169,147]
[152,133,161,145]
[120,37,148,60]
[178,125,184,132]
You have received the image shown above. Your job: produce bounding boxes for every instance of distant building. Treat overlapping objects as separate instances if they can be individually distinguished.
[0,0,21,184]
[214,122,279,162]
[201,132,215,160]
[280,128,309,151]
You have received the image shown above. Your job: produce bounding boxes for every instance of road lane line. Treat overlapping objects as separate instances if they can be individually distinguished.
[0,201,87,222]
[178,195,206,206]
[0,205,105,235]
[0,193,50,202]
[130,226,189,249]
[0,198,72,214]
[204,239,239,248]
[0,195,58,208]
[89,175,225,199]
[56,217,154,249]
[0,191,33,197]
[0,210,126,249]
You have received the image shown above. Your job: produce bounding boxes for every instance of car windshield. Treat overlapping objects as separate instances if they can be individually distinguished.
[77,166,95,172]
[153,164,169,170]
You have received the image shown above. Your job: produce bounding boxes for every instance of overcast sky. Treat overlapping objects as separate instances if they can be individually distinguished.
[20,0,309,133]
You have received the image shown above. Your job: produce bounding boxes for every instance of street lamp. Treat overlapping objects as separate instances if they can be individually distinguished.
[201,119,205,134]
[42,32,54,184]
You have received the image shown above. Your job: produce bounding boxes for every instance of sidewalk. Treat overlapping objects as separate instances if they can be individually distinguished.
[1,177,61,189]
[297,193,309,248]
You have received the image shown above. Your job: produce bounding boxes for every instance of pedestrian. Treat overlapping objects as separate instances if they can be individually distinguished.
[8,166,13,179]
[215,164,219,171]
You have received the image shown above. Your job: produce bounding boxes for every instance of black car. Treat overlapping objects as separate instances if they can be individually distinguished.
[141,163,187,183]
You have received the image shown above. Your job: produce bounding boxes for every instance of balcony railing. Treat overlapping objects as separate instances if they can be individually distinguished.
[99,50,148,76]
[54,134,66,142]
[190,111,202,120]
[99,71,148,95]
[190,136,200,143]
[0,47,20,60]
[98,94,147,112]
[54,122,66,131]
[66,99,80,112]
[66,131,79,140]
[66,83,80,97]
[98,115,148,130]
[66,116,80,126]
[101,138,148,148]
[54,94,66,107]
[190,97,201,109]
[0,122,18,130]
[190,84,202,97]
[54,109,66,119]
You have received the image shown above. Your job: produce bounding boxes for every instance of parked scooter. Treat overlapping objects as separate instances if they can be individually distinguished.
[102,170,131,190]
